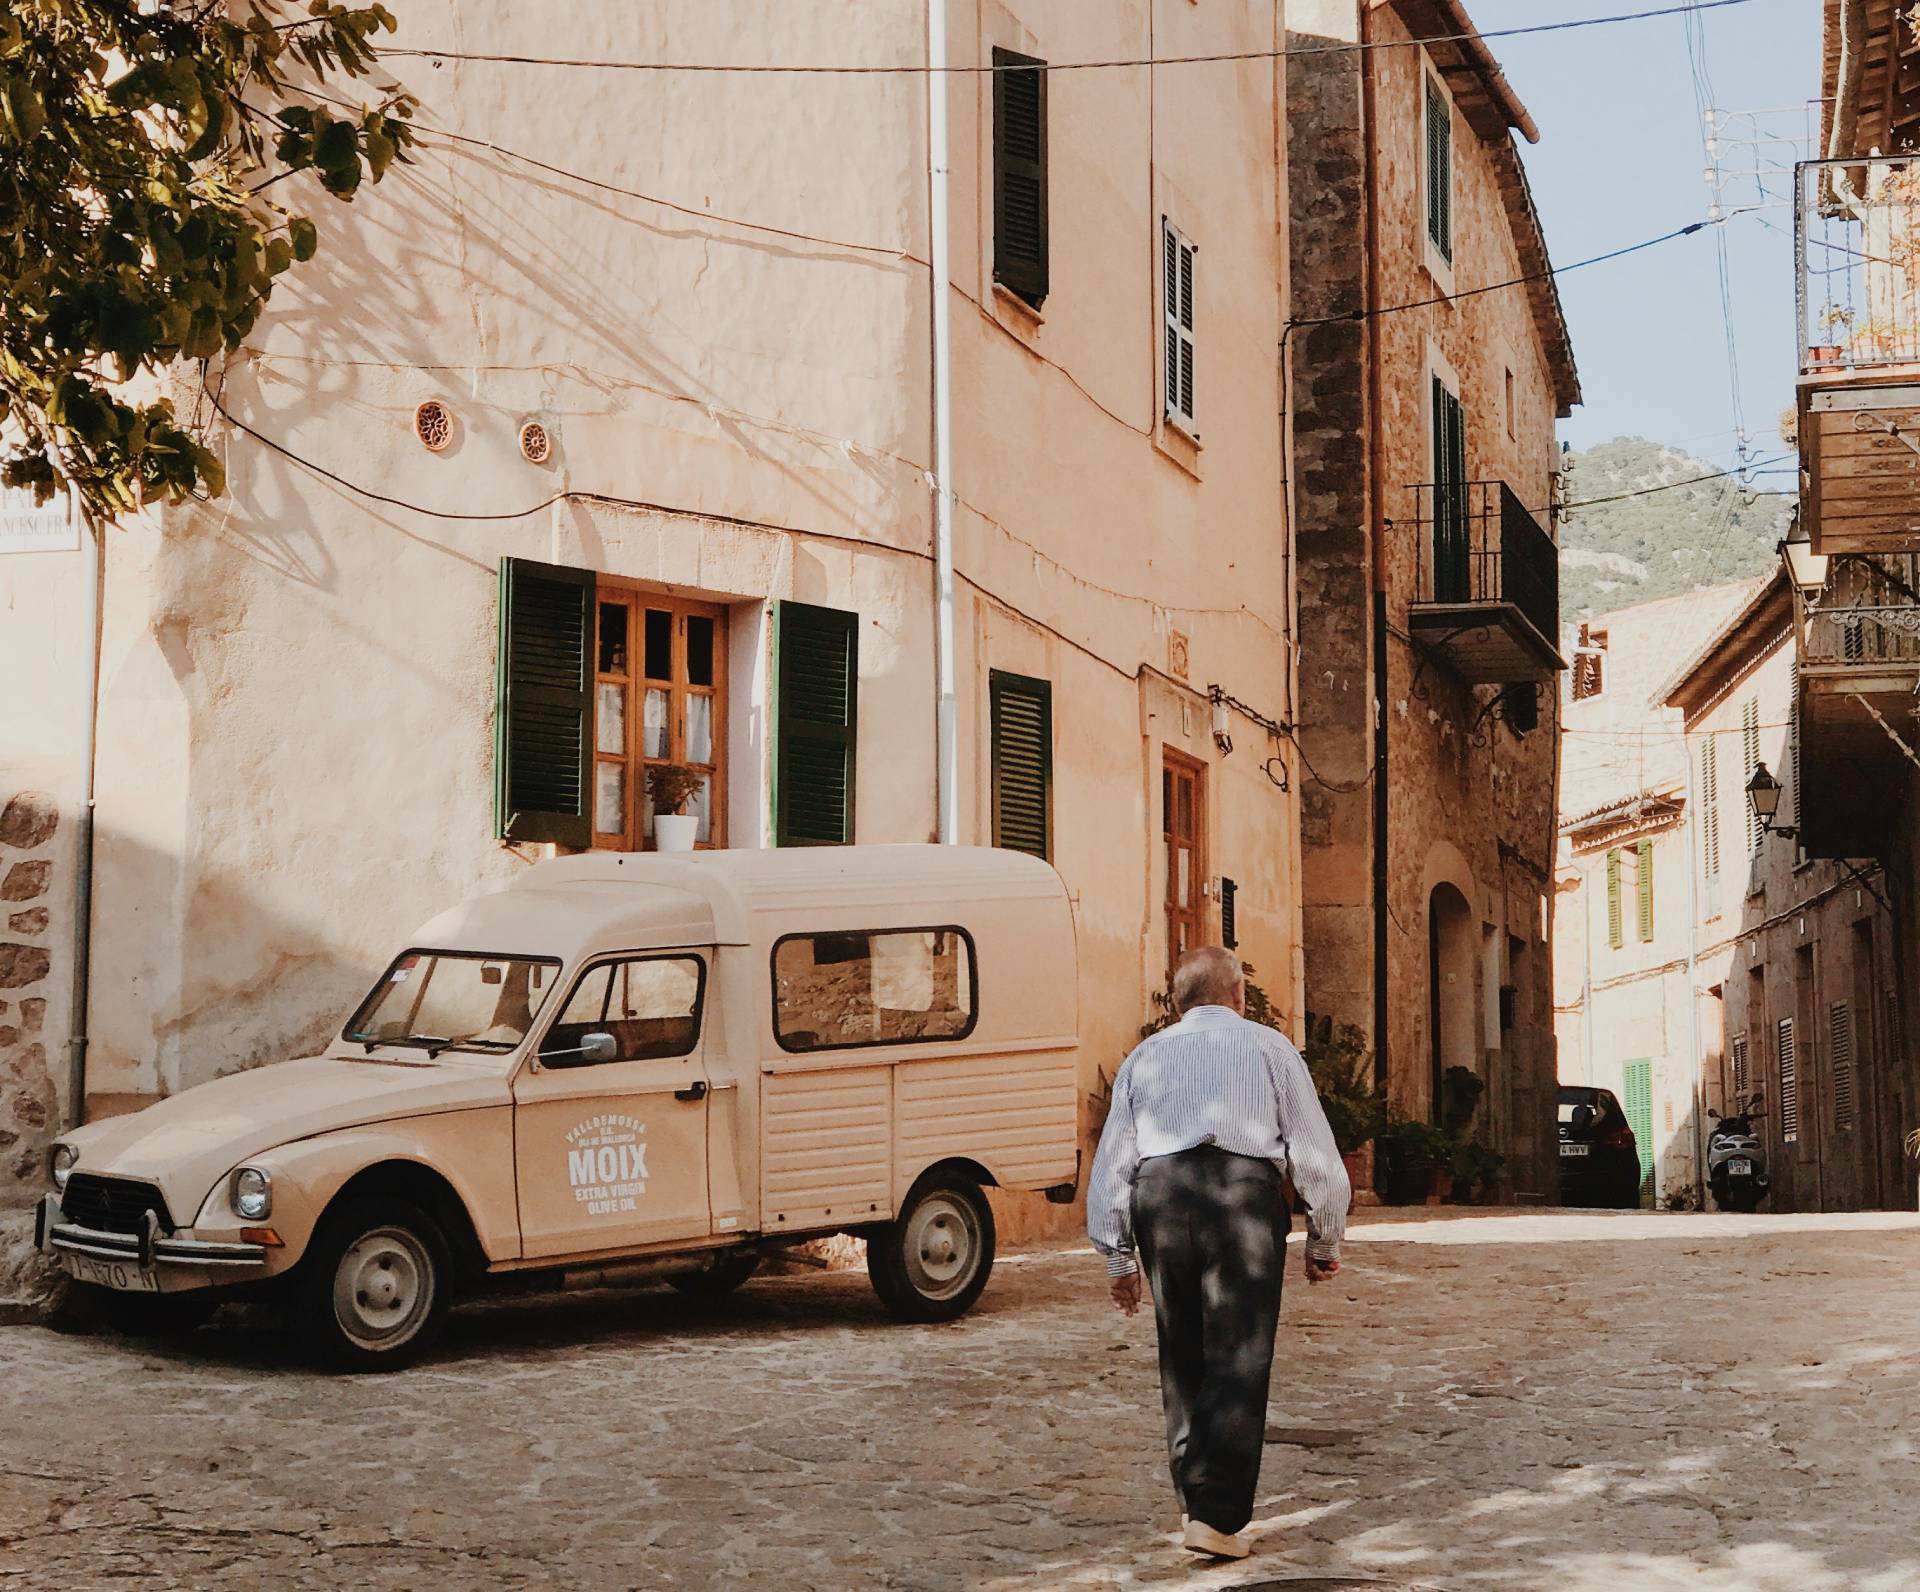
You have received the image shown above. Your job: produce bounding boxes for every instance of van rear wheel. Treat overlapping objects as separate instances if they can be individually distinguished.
[868,1173,995,1323]
[296,1196,451,1373]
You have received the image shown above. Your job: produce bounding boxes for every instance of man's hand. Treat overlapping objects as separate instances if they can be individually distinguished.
[1304,1255,1342,1285]
[1110,1271,1143,1316]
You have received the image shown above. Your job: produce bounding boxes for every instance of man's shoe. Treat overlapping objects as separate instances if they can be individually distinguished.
[1180,1520,1251,1560]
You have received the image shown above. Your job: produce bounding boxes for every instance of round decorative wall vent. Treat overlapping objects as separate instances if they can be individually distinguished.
[413,399,454,452]
[518,419,553,464]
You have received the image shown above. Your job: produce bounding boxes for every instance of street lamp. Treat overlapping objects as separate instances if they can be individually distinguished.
[1745,760,1797,839]
[1781,524,1828,595]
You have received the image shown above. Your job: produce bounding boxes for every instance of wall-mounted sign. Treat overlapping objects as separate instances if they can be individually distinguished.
[0,488,77,555]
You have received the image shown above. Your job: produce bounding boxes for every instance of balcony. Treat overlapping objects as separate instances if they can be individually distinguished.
[1794,550,1920,858]
[1406,480,1564,684]
[1796,154,1920,554]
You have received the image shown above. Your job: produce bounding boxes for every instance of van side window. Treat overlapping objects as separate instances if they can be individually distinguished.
[772,929,977,1052]
[542,956,705,1065]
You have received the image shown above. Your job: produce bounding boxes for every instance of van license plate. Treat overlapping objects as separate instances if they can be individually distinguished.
[67,1255,159,1293]
[1728,1158,1752,1176]
[1559,1143,1589,1157]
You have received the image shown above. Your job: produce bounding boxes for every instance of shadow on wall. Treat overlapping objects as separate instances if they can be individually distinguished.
[0,791,62,1208]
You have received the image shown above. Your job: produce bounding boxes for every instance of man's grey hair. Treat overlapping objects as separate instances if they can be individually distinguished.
[1171,946,1243,1014]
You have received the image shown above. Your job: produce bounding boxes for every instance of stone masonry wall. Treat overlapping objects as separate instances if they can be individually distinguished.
[0,791,61,1202]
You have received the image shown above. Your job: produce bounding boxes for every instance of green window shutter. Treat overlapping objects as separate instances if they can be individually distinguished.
[1621,1058,1654,1200]
[1426,75,1453,262]
[1637,839,1654,943]
[1742,698,1762,852]
[992,49,1049,307]
[990,670,1052,859]
[1606,847,1623,949]
[495,557,593,848]
[774,600,859,846]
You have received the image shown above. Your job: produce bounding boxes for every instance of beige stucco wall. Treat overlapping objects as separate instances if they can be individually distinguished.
[4,2,1300,1243]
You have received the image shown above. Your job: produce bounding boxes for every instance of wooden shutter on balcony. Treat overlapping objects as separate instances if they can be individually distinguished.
[1425,74,1453,262]
[992,49,1049,307]
[495,556,593,848]
[990,669,1052,859]
[1637,839,1655,943]
[1606,847,1623,949]
[774,601,859,846]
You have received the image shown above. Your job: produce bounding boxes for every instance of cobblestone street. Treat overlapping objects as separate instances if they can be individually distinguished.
[1,1208,1917,1591]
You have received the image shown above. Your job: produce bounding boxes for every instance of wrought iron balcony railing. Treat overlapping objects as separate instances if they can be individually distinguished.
[1408,480,1560,646]
[1801,551,1920,667]
[1798,154,1920,376]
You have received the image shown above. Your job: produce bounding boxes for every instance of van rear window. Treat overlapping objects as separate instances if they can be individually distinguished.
[772,928,977,1052]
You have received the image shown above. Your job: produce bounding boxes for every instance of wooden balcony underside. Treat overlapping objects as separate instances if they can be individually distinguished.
[1797,669,1920,857]
[1406,601,1564,685]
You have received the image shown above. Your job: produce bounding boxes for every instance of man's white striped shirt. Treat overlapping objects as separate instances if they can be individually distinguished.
[1086,1005,1350,1277]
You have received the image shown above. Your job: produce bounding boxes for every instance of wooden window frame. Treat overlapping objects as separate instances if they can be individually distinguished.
[591,583,728,852]
[1163,747,1208,979]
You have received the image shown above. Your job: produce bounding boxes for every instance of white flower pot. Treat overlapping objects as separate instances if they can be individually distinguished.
[654,813,698,852]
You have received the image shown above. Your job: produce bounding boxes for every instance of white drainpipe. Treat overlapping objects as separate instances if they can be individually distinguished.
[927,0,959,845]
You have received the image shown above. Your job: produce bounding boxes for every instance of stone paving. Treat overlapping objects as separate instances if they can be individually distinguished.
[1,1207,1918,1591]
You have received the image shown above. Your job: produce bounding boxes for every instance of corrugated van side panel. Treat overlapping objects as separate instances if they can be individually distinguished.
[894,1049,1078,1197]
[761,1066,892,1231]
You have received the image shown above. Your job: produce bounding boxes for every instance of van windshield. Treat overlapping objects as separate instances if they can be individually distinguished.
[345,951,561,1056]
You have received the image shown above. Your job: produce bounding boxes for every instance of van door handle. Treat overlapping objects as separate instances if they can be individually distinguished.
[674,1081,709,1102]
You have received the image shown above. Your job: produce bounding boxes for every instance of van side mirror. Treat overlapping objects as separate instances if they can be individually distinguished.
[545,1032,618,1066]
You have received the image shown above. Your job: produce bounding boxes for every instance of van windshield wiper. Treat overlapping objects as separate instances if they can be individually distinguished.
[357,1034,451,1056]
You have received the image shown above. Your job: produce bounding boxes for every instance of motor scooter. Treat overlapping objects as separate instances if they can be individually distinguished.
[1706,1093,1771,1213]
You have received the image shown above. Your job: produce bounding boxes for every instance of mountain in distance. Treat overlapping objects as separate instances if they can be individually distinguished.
[1556,436,1792,621]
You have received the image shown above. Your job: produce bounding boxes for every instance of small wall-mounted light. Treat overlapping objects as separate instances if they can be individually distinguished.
[1211,694,1233,755]
[1746,761,1797,840]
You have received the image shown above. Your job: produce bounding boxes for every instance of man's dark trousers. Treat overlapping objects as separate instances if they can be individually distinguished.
[1131,1144,1290,1535]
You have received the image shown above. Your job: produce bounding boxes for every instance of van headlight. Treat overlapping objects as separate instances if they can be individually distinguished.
[49,1144,76,1191]
[230,1167,272,1221]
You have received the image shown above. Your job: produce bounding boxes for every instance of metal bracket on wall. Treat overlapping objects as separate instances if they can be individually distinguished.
[1407,625,1492,703]
[1468,684,1531,749]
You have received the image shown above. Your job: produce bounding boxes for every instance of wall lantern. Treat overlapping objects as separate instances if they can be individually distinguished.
[1745,760,1796,840]
[1781,524,1828,594]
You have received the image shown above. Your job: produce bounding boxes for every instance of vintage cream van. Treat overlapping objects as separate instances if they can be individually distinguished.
[38,846,1079,1370]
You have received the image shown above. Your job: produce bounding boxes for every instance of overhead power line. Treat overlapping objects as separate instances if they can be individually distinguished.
[385,0,1759,75]
[1560,453,1793,510]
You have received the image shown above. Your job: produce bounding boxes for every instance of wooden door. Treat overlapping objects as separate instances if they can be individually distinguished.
[1163,750,1206,977]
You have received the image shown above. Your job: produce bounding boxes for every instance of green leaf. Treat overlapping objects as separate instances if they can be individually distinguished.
[287,215,317,261]
[265,238,292,275]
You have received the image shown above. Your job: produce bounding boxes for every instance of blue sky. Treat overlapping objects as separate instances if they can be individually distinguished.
[1468,0,1819,473]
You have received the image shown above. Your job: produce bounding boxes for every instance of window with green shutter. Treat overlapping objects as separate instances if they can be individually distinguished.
[1425,73,1453,263]
[1637,839,1655,943]
[1621,1058,1654,1201]
[496,557,594,848]
[774,600,858,846]
[989,670,1052,859]
[1431,375,1468,602]
[1605,847,1623,949]
[992,49,1048,308]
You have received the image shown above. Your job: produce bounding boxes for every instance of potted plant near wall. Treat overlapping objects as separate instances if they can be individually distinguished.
[1301,1017,1388,1188]
[648,764,704,852]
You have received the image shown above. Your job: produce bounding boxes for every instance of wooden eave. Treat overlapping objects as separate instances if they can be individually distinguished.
[1822,0,1915,159]
[1382,0,1581,416]
[1659,570,1792,723]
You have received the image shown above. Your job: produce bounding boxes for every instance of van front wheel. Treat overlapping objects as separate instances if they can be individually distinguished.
[867,1174,995,1323]
[296,1196,452,1373]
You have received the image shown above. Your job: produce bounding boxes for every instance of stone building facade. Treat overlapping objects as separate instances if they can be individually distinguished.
[1289,0,1579,1197]
[0,2,1306,1256]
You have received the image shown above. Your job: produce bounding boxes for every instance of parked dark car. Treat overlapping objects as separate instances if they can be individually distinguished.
[1557,1085,1643,1208]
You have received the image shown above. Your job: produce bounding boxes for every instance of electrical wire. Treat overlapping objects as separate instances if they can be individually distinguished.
[1559,453,1793,510]
[383,1,1761,75]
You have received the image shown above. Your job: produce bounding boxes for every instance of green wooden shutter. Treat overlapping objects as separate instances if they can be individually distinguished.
[992,49,1049,307]
[1621,1058,1654,1201]
[989,669,1052,859]
[774,600,859,846]
[1606,847,1623,949]
[495,556,593,848]
[1425,75,1453,262]
[1432,377,1469,603]
[1637,839,1655,943]
[1742,698,1762,852]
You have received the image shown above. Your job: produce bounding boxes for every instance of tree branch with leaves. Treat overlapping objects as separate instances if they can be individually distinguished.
[0,0,415,522]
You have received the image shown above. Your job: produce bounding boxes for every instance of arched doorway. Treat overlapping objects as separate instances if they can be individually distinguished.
[1428,882,1477,1123]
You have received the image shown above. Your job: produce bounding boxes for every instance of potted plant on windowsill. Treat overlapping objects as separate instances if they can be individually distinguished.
[648,764,705,852]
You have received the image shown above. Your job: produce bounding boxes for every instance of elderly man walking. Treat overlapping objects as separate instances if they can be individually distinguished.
[1087,946,1350,1561]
